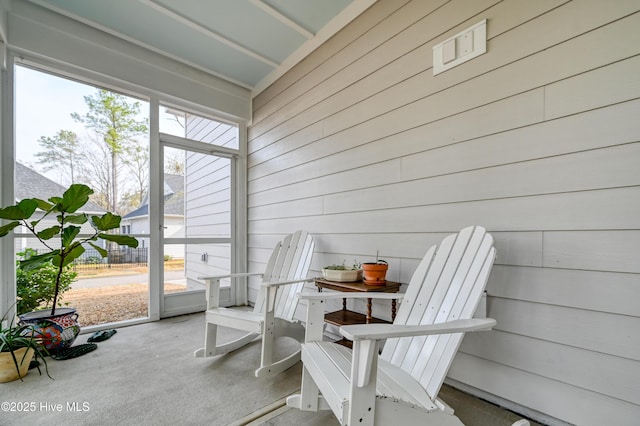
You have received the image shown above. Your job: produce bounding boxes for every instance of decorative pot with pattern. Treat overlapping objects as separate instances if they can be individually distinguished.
[19,307,80,353]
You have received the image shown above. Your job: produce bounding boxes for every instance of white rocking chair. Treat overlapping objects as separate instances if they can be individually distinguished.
[194,230,315,377]
[287,226,499,425]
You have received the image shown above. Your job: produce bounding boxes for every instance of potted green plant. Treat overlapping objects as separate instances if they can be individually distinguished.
[0,184,138,352]
[322,260,362,282]
[0,311,50,382]
[361,251,388,285]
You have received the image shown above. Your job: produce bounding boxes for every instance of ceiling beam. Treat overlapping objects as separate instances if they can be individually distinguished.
[139,0,279,68]
[250,0,314,39]
[251,0,377,96]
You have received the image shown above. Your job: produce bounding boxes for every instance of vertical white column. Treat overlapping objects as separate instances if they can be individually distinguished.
[148,96,162,320]
[0,50,15,319]
[234,122,248,305]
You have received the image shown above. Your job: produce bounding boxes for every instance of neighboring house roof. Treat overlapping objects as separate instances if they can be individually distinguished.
[16,162,105,213]
[123,173,184,219]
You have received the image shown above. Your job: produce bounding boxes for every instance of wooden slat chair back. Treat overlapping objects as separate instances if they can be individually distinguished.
[195,230,315,377]
[381,225,496,400]
[252,230,315,322]
[287,226,500,426]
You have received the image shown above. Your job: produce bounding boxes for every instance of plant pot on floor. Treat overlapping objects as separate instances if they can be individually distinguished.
[19,307,80,353]
[0,347,34,383]
[362,260,388,285]
[0,313,50,382]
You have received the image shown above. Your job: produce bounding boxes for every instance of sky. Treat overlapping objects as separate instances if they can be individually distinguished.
[15,66,97,169]
[15,65,184,183]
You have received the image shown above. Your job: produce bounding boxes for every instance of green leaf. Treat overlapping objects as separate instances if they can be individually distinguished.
[0,205,25,220]
[88,242,108,257]
[36,225,61,240]
[99,233,139,248]
[64,213,88,225]
[33,198,54,212]
[48,196,63,207]
[91,212,121,231]
[0,199,38,220]
[65,244,85,267]
[20,252,57,271]
[56,184,93,214]
[62,225,81,247]
[0,221,20,237]
[53,244,85,267]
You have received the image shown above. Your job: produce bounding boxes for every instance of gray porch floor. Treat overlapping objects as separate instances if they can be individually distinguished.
[2,313,537,426]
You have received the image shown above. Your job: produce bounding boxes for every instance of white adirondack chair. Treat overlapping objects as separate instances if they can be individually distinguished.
[287,226,498,426]
[194,230,315,377]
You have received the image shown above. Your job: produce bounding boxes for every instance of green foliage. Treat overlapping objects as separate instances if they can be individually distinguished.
[16,249,76,315]
[323,265,349,270]
[0,183,138,315]
[72,90,148,149]
[71,90,149,213]
[323,259,361,270]
[35,129,81,185]
[79,255,102,264]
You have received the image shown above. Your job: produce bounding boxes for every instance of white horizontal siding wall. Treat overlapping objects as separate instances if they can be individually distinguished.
[247,1,640,425]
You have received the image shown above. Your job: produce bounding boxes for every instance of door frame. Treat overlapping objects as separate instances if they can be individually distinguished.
[150,110,245,319]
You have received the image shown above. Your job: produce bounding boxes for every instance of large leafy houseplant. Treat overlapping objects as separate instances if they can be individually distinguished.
[0,183,138,316]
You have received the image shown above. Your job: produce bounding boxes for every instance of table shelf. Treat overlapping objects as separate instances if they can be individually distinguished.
[314,278,401,347]
[324,309,391,327]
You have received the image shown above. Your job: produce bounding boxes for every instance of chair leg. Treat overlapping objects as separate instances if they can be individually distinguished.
[261,314,275,369]
[297,365,323,411]
[287,392,330,412]
[286,394,303,409]
[347,341,378,426]
[287,363,331,412]
[256,320,305,377]
[194,322,219,357]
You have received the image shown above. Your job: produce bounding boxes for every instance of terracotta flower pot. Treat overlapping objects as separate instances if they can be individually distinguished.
[362,261,388,286]
[0,347,34,383]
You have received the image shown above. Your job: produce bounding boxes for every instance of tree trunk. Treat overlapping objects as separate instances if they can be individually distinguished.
[111,150,118,214]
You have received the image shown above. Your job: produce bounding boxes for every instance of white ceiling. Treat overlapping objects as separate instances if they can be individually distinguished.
[26,0,376,95]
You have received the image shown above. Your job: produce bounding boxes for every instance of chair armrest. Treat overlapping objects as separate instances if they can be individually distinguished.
[298,290,404,301]
[260,278,317,314]
[199,273,263,310]
[340,318,496,341]
[198,272,264,280]
[262,277,317,288]
[345,318,496,387]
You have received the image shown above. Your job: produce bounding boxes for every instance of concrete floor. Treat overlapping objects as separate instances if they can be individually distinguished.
[1,313,538,426]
